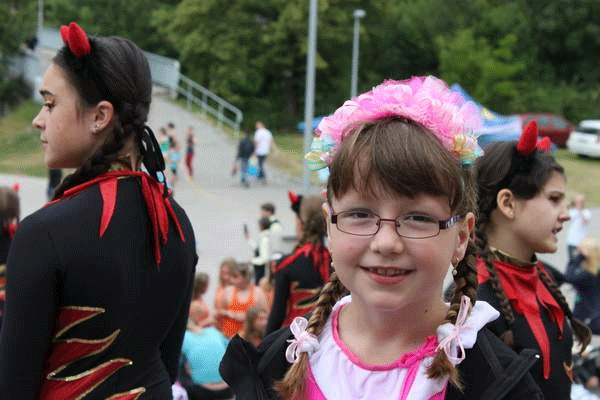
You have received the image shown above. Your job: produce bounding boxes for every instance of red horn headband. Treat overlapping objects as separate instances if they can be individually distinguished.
[59,22,91,58]
[516,120,552,155]
[288,191,300,205]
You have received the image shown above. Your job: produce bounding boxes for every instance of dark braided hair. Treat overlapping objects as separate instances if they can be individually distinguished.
[51,35,164,199]
[474,140,591,351]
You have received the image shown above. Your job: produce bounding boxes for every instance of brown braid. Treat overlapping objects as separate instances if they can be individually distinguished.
[427,241,478,389]
[275,272,348,399]
[536,266,591,353]
[473,226,516,347]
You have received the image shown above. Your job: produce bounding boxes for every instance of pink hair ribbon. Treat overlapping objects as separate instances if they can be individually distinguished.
[437,295,472,365]
[285,317,320,363]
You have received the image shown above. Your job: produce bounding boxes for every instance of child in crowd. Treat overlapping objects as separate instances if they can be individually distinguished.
[168,136,181,190]
[214,258,235,334]
[189,273,214,328]
[220,77,542,399]
[217,262,267,339]
[567,194,592,263]
[241,307,269,349]
[266,194,331,334]
[261,202,283,256]
[474,121,591,400]
[247,216,272,284]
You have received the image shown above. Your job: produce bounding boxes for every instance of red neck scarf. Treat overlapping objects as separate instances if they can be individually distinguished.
[47,170,185,266]
[477,251,565,379]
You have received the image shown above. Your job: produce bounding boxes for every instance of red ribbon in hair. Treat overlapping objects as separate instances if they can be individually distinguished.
[516,120,553,155]
[47,170,185,267]
[59,22,91,58]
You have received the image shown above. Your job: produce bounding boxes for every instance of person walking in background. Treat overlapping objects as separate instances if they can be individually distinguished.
[185,126,196,180]
[266,194,331,334]
[0,22,197,399]
[253,121,272,184]
[220,77,543,400]
[168,135,182,191]
[474,121,591,400]
[568,194,592,263]
[234,129,254,188]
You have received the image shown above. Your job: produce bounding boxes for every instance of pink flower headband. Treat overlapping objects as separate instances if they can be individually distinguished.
[306,76,483,169]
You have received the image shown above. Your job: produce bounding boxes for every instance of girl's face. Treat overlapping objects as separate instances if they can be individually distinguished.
[219,265,231,285]
[32,63,102,169]
[511,171,569,255]
[253,310,268,333]
[230,271,249,290]
[327,187,472,313]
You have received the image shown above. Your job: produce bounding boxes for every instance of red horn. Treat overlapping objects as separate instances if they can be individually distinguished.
[536,137,552,152]
[288,191,300,205]
[12,183,20,193]
[516,120,538,155]
[60,22,91,58]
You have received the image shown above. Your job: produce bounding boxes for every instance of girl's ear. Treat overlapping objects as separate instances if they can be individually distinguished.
[496,188,516,220]
[89,100,115,137]
[452,212,475,262]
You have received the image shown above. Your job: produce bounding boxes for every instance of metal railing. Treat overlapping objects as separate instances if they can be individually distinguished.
[177,75,243,132]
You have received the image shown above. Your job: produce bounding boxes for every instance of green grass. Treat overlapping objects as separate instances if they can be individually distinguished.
[0,100,46,177]
[554,149,600,206]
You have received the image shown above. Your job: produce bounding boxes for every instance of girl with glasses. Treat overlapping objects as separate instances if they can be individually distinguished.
[474,121,591,400]
[220,77,542,399]
[0,22,197,399]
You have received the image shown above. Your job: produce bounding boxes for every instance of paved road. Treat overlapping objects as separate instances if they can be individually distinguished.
[2,96,599,310]
[0,96,318,306]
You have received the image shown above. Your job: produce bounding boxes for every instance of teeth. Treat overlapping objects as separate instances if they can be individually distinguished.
[368,268,410,276]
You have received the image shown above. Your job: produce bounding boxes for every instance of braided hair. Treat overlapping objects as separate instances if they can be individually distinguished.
[51,35,165,199]
[276,118,479,398]
[474,140,591,351]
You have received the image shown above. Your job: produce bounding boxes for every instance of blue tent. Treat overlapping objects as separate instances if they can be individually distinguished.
[450,84,522,148]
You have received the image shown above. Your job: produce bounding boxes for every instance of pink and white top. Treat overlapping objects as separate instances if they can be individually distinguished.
[305,296,499,400]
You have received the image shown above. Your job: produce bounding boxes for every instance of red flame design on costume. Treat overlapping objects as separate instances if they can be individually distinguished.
[60,22,91,58]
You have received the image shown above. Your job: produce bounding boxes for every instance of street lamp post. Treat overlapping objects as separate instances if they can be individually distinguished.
[303,0,318,191]
[350,9,366,99]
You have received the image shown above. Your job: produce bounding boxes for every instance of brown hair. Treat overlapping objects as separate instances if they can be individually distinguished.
[474,140,591,351]
[229,262,252,281]
[277,117,478,397]
[192,273,209,299]
[297,195,327,247]
[0,186,19,229]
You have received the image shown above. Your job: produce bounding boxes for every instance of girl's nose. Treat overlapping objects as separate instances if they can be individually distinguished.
[370,220,404,255]
[32,110,44,130]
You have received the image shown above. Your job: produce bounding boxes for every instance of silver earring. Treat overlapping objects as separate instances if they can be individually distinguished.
[452,267,458,276]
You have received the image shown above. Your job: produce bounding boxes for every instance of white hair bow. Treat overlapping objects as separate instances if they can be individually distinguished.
[285,317,320,363]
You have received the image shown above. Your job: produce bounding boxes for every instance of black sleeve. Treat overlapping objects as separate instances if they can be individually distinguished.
[266,267,291,334]
[564,254,596,288]
[236,141,243,159]
[159,258,196,383]
[0,218,59,399]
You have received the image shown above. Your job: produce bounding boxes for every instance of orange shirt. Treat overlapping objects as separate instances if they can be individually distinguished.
[220,286,257,338]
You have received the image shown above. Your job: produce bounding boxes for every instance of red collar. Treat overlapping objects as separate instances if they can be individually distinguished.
[274,242,331,281]
[478,253,565,379]
[47,170,185,266]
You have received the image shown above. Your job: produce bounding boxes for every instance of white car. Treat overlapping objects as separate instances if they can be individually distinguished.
[567,120,600,158]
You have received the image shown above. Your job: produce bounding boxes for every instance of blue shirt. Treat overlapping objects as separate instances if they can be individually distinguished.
[181,327,228,384]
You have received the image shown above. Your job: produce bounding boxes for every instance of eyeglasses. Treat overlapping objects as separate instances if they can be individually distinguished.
[330,209,462,239]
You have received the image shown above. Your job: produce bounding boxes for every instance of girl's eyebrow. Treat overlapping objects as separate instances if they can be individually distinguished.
[39,89,54,98]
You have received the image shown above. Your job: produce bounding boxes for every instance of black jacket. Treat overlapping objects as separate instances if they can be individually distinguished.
[220,325,543,400]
